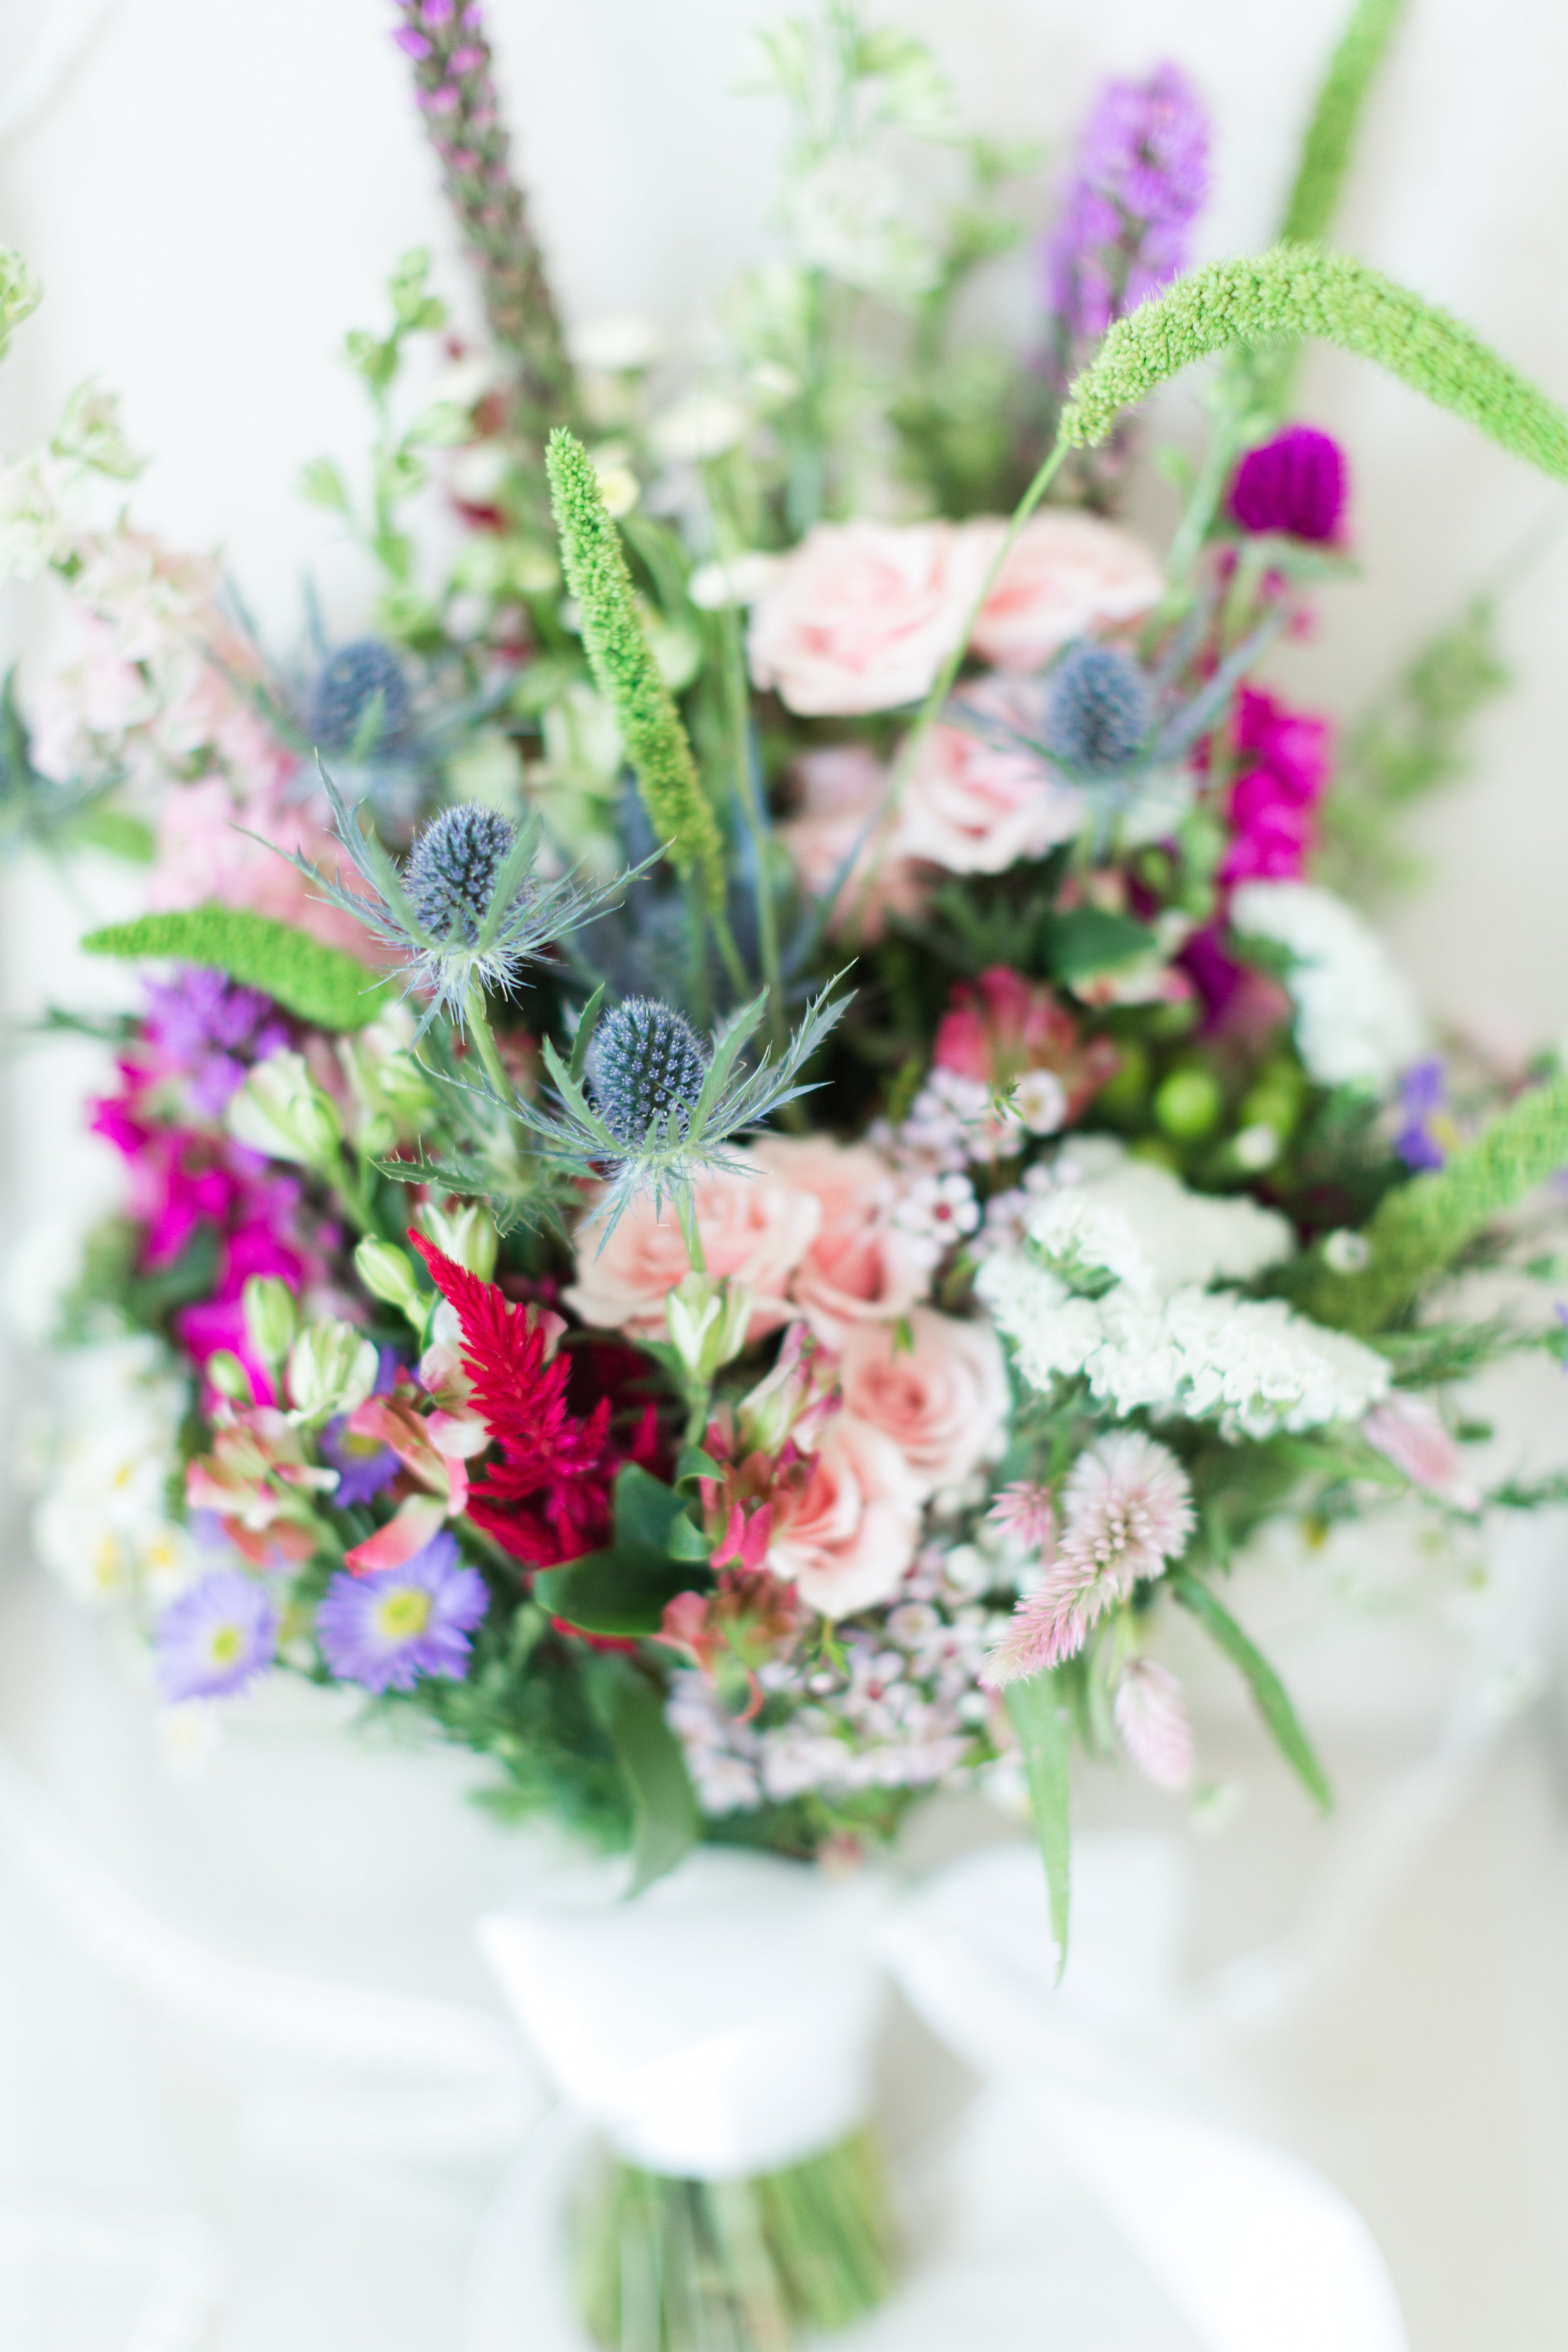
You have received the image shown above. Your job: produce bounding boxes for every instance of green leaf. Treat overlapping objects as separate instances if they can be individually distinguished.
[65,805,156,862]
[1172,1572,1332,1812]
[674,1445,723,1490]
[584,1655,701,1894]
[1042,908,1155,980]
[80,906,391,1031]
[665,1515,712,1564]
[299,456,353,514]
[533,1545,708,1637]
[613,1463,698,1555]
[1004,1673,1073,1974]
[566,982,607,1086]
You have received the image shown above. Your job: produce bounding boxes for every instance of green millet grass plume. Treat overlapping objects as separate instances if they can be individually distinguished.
[1296,1075,1568,1333]
[1279,0,1407,247]
[546,430,727,911]
[1059,246,1568,485]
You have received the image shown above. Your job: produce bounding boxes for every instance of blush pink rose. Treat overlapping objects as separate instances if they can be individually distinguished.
[751,1135,930,1345]
[834,1307,1009,1499]
[747,520,993,716]
[775,745,926,940]
[894,674,1083,874]
[767,1412,923,1617]
[564,1154,822,1341]
[151,775,381,961]
[964,511,1163,672]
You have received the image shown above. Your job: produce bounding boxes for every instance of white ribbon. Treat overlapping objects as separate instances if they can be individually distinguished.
[882,1836,1409,2352]
[479,1848,891,2179]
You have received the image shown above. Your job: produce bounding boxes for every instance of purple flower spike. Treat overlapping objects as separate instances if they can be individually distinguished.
[156,1571,278,1703]
[316,1532,488,1695]
[1229,426,1348,543]
[1046,63,1210,375]
[1395,1057,1449,1172]
[393,26,432,57]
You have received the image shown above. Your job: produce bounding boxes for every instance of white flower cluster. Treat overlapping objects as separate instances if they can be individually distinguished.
[1023,1140,1293,1295]
[975,1142,1389,1440]
[666,1550,993,1816]
[1230,880,1424,1091]
[30,1337,199,1605]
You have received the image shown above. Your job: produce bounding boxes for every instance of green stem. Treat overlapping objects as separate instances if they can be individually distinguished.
[676,1184,707,1274]
[721,607,787,1049]
[464,983,519,1113]
[711,906,752,1002]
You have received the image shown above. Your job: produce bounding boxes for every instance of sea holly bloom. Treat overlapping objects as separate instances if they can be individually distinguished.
[154,1569,278,1702]
[315,1530,489,1695]
[982,1434,1194,1685]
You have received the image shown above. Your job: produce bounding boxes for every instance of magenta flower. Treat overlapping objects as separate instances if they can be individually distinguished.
[1113,1659,1194,1789]
[1229,426,1348,543]
[983,1435,1193,1687]
[155,1571,278,1702]
[1217,686,1332,889]
[315,1531,489,1694]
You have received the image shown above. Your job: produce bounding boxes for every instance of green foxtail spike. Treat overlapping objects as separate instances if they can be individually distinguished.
[1279,0,1407,246]
[545,430,727,911]
[1296,1075,1568,1333]
[80,905,391,1032]
[1060,246,1568,490]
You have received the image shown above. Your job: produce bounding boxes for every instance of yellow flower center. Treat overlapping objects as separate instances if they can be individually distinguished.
[209,1624,244,1666]
[376,1589,432,1642]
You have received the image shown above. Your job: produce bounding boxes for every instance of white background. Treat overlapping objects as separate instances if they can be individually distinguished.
[1,4,1567,2347]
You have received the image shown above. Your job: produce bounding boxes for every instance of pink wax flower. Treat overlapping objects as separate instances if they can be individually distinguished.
[1229,426,1348,544]
[933,964,1120,1120]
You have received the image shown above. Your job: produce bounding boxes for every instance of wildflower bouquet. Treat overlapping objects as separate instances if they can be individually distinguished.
[11,1,1568,2343]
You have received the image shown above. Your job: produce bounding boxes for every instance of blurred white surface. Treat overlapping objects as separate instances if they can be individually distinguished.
[3,3,1568,2347]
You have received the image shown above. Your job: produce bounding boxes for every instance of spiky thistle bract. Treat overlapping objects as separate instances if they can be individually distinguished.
[285,767,638,1036]
[506,978,850,1239]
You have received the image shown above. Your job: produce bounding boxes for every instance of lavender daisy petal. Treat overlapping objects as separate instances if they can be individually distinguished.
[155,1569,278,1702]
[316,1530,489,1695]
[319,1417,400,1507]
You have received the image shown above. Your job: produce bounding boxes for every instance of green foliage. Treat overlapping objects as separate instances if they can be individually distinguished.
[1059,247,1568,490]
[546,430,727,909]
[1004,1673,1073,1970]
[1279,0,1407,246]
[533,1468,712,1635]
[1295,1076,1568,1331]
[1318,596,1510,898]
[584,1654,700,1894]
[0,247,41,358]
[80,906,392,1032]
[1171,1574,1333,1811]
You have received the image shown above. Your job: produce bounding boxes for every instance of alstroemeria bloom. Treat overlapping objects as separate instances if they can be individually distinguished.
[185,1406,338,1566]
[341,1393,485,1574]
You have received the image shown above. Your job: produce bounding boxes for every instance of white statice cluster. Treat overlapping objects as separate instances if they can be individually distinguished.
[976,1140,1390,1441]
[667,1548,993,1815]
[29,1337,200,1605]
[1230,880,1424,1091]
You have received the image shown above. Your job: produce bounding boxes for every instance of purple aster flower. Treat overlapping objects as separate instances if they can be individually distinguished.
[1044,64,1210,378]
[1395,1057,1449,1172]
[155,1570,278,1702]
[143,967,288,1119]
[1229,426,1348,543]
[320,1348,405,1505]
[315,1532,488,1695]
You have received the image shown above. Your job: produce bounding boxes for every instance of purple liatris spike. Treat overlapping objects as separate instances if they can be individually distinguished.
[1229,425,1348,542]
[1045,62,1210,377]
[1394,1057,1451,1172]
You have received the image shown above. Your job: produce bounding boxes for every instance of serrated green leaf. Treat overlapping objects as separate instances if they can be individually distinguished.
[583,1655,700,1895]
[1172,1572,1332,1812]
[1004,1672,1073,1974]
[80,905,391,1031]
[534,1545,707,1637]
[566,982,607,1087]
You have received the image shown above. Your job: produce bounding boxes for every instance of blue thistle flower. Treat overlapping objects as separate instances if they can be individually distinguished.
[309,640,414,755]
[512,981,850,1238]
[586,999,711,1148]
[285,773,641,1034]
[1042,643,1152,775]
